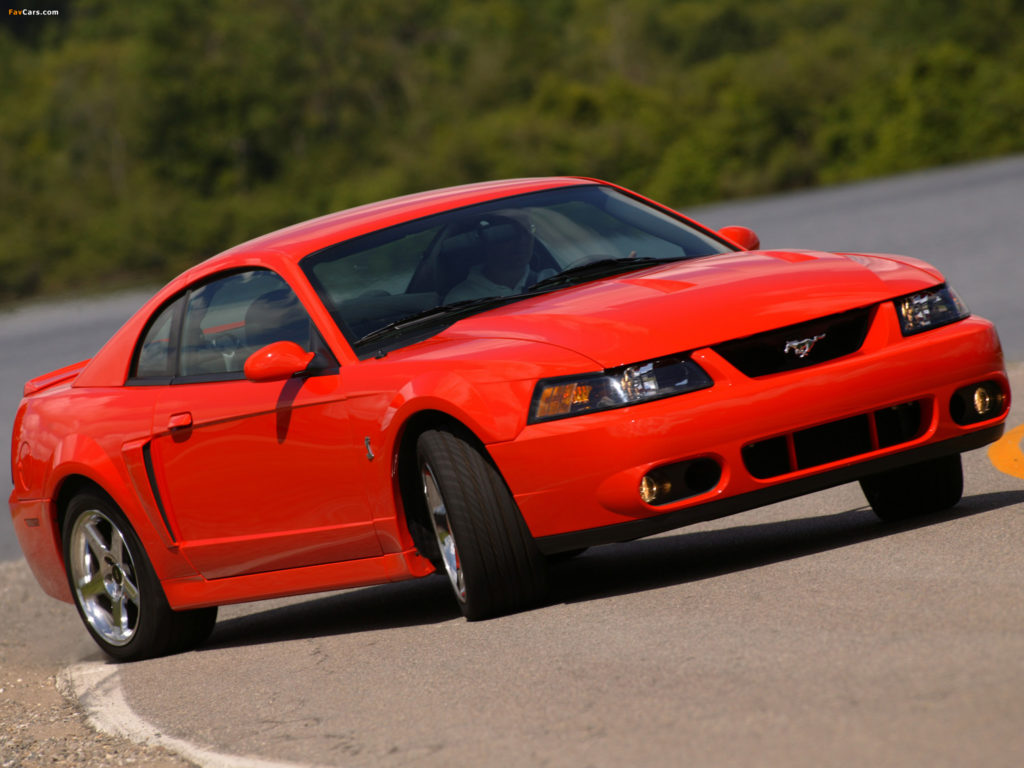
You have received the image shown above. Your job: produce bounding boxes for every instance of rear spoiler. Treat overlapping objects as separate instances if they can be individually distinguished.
[23,359,90,397]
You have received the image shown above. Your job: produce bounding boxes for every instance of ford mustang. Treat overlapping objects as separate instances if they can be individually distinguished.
[8,178,1010,659]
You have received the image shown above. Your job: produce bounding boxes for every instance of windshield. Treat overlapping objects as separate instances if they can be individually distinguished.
[301,184,731,355]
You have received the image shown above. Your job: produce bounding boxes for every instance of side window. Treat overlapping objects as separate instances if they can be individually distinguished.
[133,297,183,380]
[179,270,313,378]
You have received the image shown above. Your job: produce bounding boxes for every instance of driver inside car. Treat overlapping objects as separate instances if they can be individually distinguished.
[445,217,555,302]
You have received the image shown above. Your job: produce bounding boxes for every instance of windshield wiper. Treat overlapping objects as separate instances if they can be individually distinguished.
[528,256,672,292]
[354,257,683,348]
[354,295,520,347]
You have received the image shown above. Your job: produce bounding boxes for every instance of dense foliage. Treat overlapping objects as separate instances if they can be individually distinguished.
[3,0,1024,300]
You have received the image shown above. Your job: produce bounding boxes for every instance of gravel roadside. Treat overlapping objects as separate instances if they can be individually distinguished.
[0,561,194,768]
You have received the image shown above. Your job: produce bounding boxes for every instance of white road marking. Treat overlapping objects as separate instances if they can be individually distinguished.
[58,662,321,768]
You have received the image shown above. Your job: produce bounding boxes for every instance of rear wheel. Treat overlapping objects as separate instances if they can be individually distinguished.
[62,492,217,661]
[859,454,964,521]
[417,429,547,619]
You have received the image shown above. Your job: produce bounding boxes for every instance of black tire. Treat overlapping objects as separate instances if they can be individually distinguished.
[859,453,964,521]
[62,492,217,661]
[545,547,589,564]
[416,429,547,620]
[173,604,219,653]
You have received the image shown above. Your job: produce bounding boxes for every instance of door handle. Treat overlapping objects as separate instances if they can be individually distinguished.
[168,412,193,431]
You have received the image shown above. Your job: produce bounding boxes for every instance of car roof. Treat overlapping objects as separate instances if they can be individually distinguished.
[207,176,599,267]
[72,177,603,387]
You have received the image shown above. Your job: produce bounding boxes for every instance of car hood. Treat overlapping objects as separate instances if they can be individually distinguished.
[439,250,942,368]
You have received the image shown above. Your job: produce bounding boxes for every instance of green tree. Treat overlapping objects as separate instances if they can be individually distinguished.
[2,0,1023,301]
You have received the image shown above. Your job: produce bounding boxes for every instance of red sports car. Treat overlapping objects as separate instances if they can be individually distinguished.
[9,178,1010,660]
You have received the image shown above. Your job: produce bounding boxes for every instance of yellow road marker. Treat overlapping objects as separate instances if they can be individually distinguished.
[988,422,1024,480]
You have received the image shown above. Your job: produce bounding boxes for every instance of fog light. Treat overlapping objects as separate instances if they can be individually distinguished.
[950,381,1005,425]
[638,459,722,505]
[639,475,672,504]
[973,385,993,416]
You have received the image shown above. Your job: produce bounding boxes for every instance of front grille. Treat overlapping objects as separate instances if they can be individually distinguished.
[742,400,925,479]
[713,306,874,377]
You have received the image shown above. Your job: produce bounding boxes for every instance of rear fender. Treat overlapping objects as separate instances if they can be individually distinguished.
[47,434,199,584]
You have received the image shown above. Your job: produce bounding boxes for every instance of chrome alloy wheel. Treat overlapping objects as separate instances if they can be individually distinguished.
[68,508,141,647]
[421,462,467,603]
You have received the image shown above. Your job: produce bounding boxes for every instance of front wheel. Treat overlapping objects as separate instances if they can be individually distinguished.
[417,430,547,620]
[859,453,964,521]
[62,492,216,661]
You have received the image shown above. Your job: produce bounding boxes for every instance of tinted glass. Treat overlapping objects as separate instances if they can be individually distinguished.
[134,297,182,379]
[178,270,313,378]
[302,184,730,353]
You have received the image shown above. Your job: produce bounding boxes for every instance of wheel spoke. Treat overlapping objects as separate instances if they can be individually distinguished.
[110,595,128,633]
[109,528,126,566]
[78,572,107,599]
[121,574,140,606]
[83,520,109,560]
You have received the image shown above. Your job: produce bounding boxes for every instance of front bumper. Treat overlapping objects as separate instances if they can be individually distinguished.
[488,311,1009,553]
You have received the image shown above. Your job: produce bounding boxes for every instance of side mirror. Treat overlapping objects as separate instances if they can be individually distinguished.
[244,341,316,383]
[718,225,761,251]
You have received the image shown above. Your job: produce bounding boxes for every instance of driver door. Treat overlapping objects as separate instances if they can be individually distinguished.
[140,269,379,579]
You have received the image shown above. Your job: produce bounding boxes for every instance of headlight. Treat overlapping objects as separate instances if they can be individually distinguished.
[894,285,969,336]
[529,355,712,423]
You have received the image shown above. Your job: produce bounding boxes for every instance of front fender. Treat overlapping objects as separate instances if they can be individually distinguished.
[381,372,534,446]
[345,371,535,553]
[342,338,598,552]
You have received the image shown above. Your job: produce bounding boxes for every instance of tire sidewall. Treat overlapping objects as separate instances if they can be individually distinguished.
[415,429,546,619]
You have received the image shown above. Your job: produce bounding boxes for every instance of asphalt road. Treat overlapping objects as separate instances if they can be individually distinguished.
[113,434,1024,767]
[2,156,1023,767]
